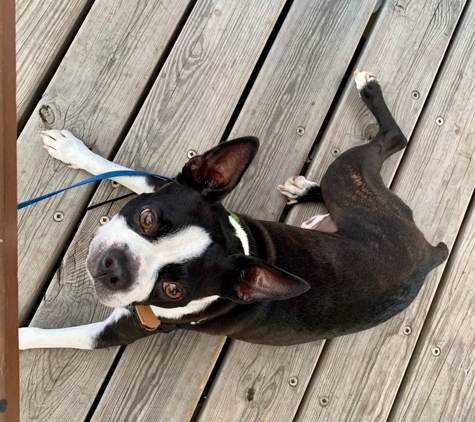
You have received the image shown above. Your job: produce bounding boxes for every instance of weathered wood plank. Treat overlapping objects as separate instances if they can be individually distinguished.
[389,200,475,422]
[198,0,467,421]
[16,0,94,127]
[21,1,288,420]
[17,0,193,324]
[295,1,475,420]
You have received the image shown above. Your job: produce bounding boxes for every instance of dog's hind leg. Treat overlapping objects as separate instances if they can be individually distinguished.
[19,307,155,350]
[277,176,338,232]
[316,71,413,233]
[41,130,168,194]
[278,175,323,205]
[354,70,407,165]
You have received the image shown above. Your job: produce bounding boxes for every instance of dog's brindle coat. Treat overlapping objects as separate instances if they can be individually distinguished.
[19,72,448,350]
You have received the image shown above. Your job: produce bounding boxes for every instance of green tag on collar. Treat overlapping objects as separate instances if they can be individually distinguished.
[227,209,240,223]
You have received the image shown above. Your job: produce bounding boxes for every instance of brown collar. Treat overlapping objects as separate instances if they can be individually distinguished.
[135,305,160,331]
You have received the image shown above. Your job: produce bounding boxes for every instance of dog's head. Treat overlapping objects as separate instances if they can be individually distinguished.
[86,138,309,312]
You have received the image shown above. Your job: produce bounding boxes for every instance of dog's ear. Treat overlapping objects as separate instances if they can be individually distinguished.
[176,137,259,202]
[222,255,310,303]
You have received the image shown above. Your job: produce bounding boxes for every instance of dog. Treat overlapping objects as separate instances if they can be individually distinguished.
[19,71,448,349]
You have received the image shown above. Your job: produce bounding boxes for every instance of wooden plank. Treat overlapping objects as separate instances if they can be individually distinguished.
[21,1,288,421]
[198,0,467,420]
[17,0,194,324]
[389,200,475,422]
[16,0,94,127]
[294,1,475,420]
[0,0,18,420]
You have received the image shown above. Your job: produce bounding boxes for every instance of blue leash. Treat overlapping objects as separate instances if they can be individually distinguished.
[18,170,174,210]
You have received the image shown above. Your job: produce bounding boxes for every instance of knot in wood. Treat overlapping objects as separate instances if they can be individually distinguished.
[39,105,55,125]
[364,123,379,140]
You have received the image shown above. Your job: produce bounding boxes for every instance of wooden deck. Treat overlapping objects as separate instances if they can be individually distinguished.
[17,0,475,420]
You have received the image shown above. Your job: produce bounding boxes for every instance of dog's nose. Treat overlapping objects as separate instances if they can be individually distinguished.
[91,248,132,291]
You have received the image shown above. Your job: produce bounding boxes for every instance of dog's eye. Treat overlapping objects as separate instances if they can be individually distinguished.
[139,209,155,231]
[162,282,183,299]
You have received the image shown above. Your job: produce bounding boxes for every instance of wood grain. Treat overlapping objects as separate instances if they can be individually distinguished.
[389,201,475,422]
[21,0,288,420]
[295,1,475,420]
[17,0,193,324]
[16,0,94,127]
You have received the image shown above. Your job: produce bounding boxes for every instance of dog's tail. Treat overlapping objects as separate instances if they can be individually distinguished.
[432,242,449,267]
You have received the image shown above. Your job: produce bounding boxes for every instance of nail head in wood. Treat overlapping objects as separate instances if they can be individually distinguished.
[432,347,441,357]
[319,396,329,407]
[111,180,120,188]
[53,212,64,222]
[331,147,340,157]
[100,216,110,225]
[187,149,197,159]
[403,326,412,335]
[411,90,420,99]
[296,126,305,136]
[289,376,298,387]
[436,117,444,126]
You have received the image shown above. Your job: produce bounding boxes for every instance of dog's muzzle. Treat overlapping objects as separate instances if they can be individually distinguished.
[87,247,134,291]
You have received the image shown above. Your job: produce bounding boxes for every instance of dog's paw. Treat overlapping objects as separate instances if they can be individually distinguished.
[277,175,317,205]
[354,69,378,91]
[41,129,93,170]
[19,327,42,350]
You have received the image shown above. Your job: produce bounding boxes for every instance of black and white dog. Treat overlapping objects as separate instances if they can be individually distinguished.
[19,71,448,349]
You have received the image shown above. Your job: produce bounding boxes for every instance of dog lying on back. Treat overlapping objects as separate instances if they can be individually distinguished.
[19,71,447,350]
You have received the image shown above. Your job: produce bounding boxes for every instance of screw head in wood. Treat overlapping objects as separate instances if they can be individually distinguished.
[411,90,420,99]
[187,149,197,159]
[432,347,441,357]
[297,126,305,136]
[319,396,329,407]
[289,376,298,387]
[53,212,64,222]
[436,117,444,126]
[111,180,120,188]
[403,326,412,335]
[331,147,341,157]
[100,216,110,225]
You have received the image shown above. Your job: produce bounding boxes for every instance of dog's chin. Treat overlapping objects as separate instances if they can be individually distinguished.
[93,282,134,308]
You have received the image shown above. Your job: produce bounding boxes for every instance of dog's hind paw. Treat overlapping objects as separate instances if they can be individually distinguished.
[354,69,377,91]
[278,176,318,205]
[41,129,93,170]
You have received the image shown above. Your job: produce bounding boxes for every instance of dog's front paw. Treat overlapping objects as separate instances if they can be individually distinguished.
[354,69,378,91]
[41,129,93,170]
[19,327,42,350]
[278,175,317,205]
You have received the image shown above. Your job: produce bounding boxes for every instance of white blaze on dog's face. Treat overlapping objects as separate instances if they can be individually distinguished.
[86,190,214,308]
